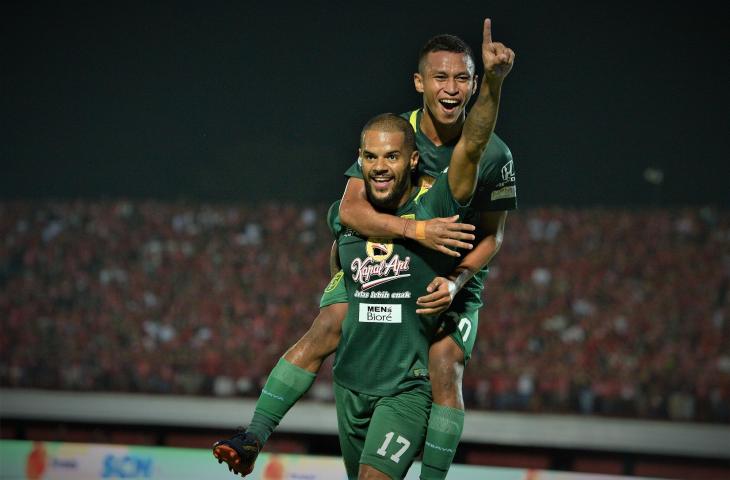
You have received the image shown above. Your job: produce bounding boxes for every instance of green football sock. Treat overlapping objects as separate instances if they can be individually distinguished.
[419,403,465,480]
[246,358,316,445]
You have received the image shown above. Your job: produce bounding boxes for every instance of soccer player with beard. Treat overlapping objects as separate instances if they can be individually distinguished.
[326,111,481,479]
[337,24,517,480]
[213,19,515,479]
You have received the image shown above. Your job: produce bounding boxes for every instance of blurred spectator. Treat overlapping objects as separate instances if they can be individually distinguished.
[1,201,728,423]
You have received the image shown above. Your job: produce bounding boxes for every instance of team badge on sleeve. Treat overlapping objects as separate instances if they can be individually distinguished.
[324,270,344,293]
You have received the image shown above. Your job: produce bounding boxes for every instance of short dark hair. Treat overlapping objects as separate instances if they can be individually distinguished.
[360,113,416,153]
[418,34,475,73]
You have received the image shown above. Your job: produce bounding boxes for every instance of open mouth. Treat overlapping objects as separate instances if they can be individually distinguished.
[439,98,461,112]
[370,176,394,190]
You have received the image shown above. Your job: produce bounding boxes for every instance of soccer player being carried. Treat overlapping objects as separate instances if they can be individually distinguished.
[214,18,515,479]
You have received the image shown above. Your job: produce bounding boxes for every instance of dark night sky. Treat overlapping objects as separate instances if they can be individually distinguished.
[2,1,728,206]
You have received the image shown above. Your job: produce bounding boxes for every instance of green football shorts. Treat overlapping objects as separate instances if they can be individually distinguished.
[334,382,432,479]
[436,304,479,365]
[320,270,479,364]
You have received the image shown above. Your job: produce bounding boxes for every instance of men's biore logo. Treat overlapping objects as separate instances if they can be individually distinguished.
[351,254,410,290]
[358,304,402,323]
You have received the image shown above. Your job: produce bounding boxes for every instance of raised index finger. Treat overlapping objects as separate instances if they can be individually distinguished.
[483,18,492,45]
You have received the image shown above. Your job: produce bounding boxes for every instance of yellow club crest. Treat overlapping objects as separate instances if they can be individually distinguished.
[366,238,393,262]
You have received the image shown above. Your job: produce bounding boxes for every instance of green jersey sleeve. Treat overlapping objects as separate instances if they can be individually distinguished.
[327,200,343,237]
[344,158,363,179]
[472,135,518,211]
[415,171,471,219]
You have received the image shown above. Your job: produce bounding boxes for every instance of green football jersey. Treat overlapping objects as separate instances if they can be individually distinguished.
[344,108,518,309]
[330,173,468,396]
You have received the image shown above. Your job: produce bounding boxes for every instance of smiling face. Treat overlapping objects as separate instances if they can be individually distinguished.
[414,50,477,127]
[360,129,418,211]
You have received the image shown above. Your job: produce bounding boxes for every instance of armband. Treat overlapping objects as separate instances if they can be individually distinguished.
[415,221,426,240]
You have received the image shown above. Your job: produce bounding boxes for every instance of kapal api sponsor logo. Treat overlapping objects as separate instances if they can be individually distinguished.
[351,254,410,291]
[350,237,411,290]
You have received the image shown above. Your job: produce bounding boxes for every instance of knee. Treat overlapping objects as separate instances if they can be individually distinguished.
[429,338,464,379]
[429,338,465,406]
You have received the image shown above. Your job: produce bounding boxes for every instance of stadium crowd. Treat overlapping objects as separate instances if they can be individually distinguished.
[1,200,728,423]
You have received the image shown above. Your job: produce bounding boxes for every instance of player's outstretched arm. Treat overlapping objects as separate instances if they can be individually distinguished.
[339,177,476,257]
[448,18,514,203]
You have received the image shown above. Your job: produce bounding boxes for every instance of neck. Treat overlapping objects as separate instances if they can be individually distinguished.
[420,107,465,146]
[397,184,416,209]
[372,184,415,213]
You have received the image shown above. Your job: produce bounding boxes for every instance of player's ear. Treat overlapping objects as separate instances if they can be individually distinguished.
[471,74,478,95]
[357,148,363,166]
[410,150,419,171]
[414,72,424,93]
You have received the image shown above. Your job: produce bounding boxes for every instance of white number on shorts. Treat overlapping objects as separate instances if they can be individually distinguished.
[376,432,411,464]
[458,317,472,342]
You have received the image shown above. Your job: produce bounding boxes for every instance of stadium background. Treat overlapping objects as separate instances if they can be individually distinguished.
[2,1,729,479]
